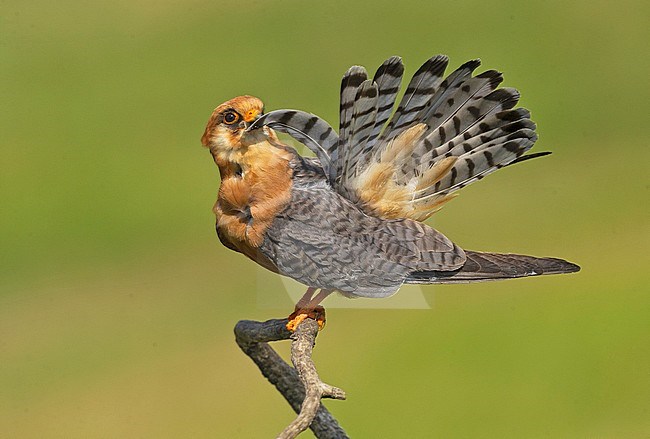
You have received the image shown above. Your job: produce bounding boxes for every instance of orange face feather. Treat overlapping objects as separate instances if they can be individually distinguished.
[201,95,265,163]
[202,96,294,267]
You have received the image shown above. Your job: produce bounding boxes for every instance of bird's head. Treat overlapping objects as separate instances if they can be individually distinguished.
[201,95,267,155]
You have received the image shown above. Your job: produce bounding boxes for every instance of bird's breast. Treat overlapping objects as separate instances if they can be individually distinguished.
[214,142,294,256]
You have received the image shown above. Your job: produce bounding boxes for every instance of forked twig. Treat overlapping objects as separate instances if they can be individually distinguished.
[234,318,348,439]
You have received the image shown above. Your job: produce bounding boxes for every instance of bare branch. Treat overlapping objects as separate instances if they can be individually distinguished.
[234,318,349,439]
[278,318,346,438]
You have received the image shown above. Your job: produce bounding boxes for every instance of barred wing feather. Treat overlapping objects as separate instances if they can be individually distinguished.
[248,55,546,222]
[249,109,338,177]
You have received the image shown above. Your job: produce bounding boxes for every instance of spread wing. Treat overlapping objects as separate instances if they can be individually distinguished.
[249,54,543,221]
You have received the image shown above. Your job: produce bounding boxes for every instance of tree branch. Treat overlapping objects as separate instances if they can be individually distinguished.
[234,318,348,439]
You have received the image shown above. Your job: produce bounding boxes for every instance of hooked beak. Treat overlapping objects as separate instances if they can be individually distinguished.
[242,109,263,131]
[244,112,264,132]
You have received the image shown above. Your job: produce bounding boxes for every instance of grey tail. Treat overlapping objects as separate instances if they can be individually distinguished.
[406,250,580,284]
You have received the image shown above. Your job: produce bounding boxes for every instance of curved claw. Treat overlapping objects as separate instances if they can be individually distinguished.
[287,306,326,332]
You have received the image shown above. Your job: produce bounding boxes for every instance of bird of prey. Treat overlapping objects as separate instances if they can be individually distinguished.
[201,54,579,330]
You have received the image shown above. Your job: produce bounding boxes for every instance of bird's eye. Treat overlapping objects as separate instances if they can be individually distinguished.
[223,111,239,125]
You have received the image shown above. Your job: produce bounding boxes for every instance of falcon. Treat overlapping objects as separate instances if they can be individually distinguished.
[201,55,579,330]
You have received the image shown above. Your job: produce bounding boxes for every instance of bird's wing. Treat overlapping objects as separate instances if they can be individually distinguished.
[249,55,544,221]
[258,174,465,298]
[406,250,580,284]
[250,109,339,176]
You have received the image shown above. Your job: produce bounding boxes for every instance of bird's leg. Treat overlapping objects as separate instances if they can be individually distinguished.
[287,287,318,332]
[287,288,333,332]
[294,287,318,310]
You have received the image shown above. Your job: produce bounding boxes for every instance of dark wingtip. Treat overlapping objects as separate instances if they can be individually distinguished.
[562,260,581,274]
[459,58,481,72]
[540,256,581,275]
[507,151,552,166]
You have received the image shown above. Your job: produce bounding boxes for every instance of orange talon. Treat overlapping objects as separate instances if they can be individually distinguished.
[287,305,326,332]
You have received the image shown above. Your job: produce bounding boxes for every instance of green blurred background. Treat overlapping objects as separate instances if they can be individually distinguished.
[2,0,648,437]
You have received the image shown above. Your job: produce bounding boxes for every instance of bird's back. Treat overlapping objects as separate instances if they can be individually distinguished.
[258,154,467,297]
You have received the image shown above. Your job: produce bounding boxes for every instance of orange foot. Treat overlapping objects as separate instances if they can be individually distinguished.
[286,306,326,332]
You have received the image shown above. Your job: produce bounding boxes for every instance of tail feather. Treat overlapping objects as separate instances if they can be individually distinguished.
[406,250,580,284]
